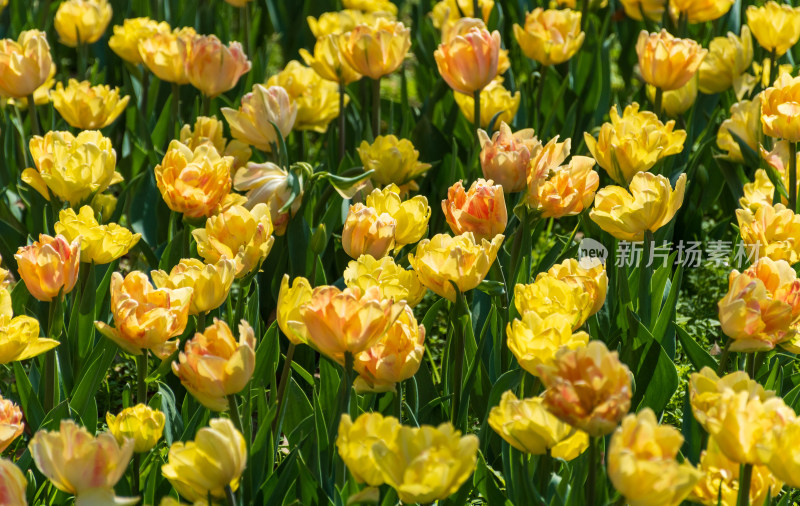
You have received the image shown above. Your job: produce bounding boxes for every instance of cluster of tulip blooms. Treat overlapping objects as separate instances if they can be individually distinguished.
[2,0,800,504]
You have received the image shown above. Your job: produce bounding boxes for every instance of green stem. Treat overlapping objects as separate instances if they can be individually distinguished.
[790,142,797,214]
[44,297,62,413]
[473,88,481,133]
[393,381,403,421]
[241,4,251,59]
[450,295,465,428]
[201,94,210,117]
[170,82,180,142]
[272,342,296,433]
[716,339,732,376]
[197,312,206,333]
[132,453,141,493]
[338,83,346,162]
[136,351,148,404]
[224,484,237,506]
[538,450,552,496]
[765,49,776,89]
[638,230,654,328]
[330,352,355,471]
[581,0,590,31]
[738,463,753,506]
[536,66,548,131]
[13,105,30,169]
[653,87,664,118]
[587,436,599,506]
[371,77,381,136]
[27,94,39,136]
[746,352,756,379]
[227,394,243,433]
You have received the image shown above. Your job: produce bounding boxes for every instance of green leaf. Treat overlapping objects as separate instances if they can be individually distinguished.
[675,326,717,371]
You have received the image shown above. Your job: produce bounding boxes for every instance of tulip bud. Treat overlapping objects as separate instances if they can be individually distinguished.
[54,206,140,265]
[442,179,507,241]
[408,232,504,302]
[478,122,540,193]
[636,29,707,91]
[161,418,247,502]
[233,161,300,235]
[184,34,251,98]
[54,0,112,47]
[106,404,166,453]
[0,30,53,98]
[514,8,585,66]
[172,319,256,411]
[15,234,81,302]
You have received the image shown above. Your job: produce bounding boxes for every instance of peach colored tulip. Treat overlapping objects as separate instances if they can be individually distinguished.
[442,179,507,242]
[14,234,80,302]
[434,27,500,94]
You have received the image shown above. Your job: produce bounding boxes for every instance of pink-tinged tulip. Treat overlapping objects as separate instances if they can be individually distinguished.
[184,34,251,98]
[434,27,501,95]
[442,179,507,242]
[14,234,80,302]
[478,122,541,193]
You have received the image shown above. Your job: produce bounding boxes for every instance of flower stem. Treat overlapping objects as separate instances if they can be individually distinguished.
[789,141,797,214]
[338,83,346,162]
[137,350,148,404]
[224,484,237,506]
[450,293,466,429]
[536,66,548,131]
[371,77,381,136]
[227,394,243,433]
[272,342,296,434]
[393,381,403,421]
[201,93,211,117]
[197,312,206,333]
[170,82,180,142]
[538,450,552,495]
[638,230,654,328]
[738,463,753,506]
[44,296,62,413]
[653,87,663,118]
[473,88,481,134]
[27,94,39,136]
[587,436,599,506]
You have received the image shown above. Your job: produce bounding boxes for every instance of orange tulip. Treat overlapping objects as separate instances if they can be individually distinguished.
[434,27,501,95]
[14,234,80,302]
[478,122,541,193]
[184,34,251,98]
[442,179,507,242]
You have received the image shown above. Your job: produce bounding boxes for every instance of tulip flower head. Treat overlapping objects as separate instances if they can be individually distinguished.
[106,404,166,453]
[54,206,141,264]
[669,0,734,24]
[54,0,113,47]
[478,122,541,193]
[267,60,347,132]
[513,8,585,66]
[357,135,431,189]
[0,315,58,364]
[51,79,130,130]
[507,311,590,376]
[762,72,800,143]
[184,34,251,98]
[109,17,171,65]
[338,19,411,79]
[443,179,507,241]
[636,30,707,91]
[434,26,500,94]
[736,202,800,265]
[299,34,362,85]
[0,458,27,505]
[15,234,81,302]
[0,30,53,98]
[619,0,667,22]
[717,95,761,164]
[343,254,427,307]
[0,396,23,453]
[138,27,196,84]
[454,80,520,128]
[338,412,401,486]
[746,2,800,57]
[222,84,297,152]
[698,27,754,95]
[152,257,235,315]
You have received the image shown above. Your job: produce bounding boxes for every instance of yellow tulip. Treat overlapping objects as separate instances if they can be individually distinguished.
[585,103,686,184]
[161,418,247,503]
[430,0,494,30]
[746,2,800,57]
[155,140,233,219]
[589,172,687,241]
[443,179,507,242]
[109,17,171,65]
[0,61,56,109]
[172,319,256,411]
[106,404,166,453]
[15,234,81,302]
[267,60,347,132]
[233,161,299,235]
[138,27,196,84]
[551,430,589,461]
[506,311,589,376]
[0,459,27,506]
[689,367,774,428]
[193,204,275,278]
[691,438,782,506]
[737,202,800,265]
[338,412,400,486]
[669,0,734,23]
[762,72,800,142]
[222,84,297,152]
[435,27,501,94]
[23,130,121,206]
[54,206,141,264]
[275,275,313,348]
[299,34,362,85]
[54,0,112,47]
[343,0,398,15]
[619,0,667,22]
[372,421,479,504]
[539,340,632,437]
[307,9,377,38]
[95,271,192,359]
[357,135,431,188]
[354,304,425,392]
[514,274,593,330]
[295,284,404,365]
[180,115,252,170]
[717,257,800,352]
[90,192,118,220]
[740,169,775,211]
[543,257,608,316]
[513,8,585,66]
[646,76,698,117]
[366,184,432,247]
[184,34,251,98]
[29,419,134,500]
[608,409,702,506]
[478,122,541,193]
[768,418,800,488]
[51,79,130,130]
[338,19,410,79]
[0,315,58,364]
[636,30,707,91]
[0,396,23,453]
[698,27,753,95]
[717,95,761,163]
[343,254,427,307]
[526,137,599,218]
[453,80,520,128]
[342,203,397,259]
[0,30,53,98]
[489,390,582,455]
[152,258,235,315]
[408,232,504,302]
